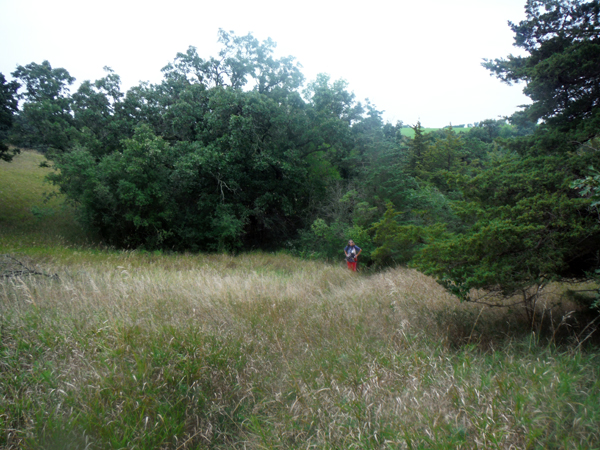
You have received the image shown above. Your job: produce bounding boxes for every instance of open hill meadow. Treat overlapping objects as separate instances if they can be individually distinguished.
[398,126,471,138]
[0,151,598,449]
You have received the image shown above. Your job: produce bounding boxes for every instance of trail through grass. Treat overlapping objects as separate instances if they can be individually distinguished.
[1,250,599,449]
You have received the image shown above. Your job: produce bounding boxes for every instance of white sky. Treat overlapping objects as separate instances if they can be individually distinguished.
[0,0,531,128]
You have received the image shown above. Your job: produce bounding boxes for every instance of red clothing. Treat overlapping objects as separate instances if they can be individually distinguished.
[345,244,361,271]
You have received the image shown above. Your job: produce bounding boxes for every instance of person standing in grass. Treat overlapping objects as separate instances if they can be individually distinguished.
[344,239,362,272]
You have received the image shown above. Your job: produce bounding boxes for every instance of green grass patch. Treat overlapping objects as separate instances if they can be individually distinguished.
[0,150,94,253]
[399,126,471,138]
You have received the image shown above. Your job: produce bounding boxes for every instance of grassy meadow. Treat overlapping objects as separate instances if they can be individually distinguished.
[398,127,471,138]
[1,151,600,449]
[0,150,90,253]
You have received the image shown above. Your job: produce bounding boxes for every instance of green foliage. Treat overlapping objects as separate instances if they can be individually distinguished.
[417,126,468,190]
[371,0,600,306]
[406,121,431,173]
[51,123,245,250]
[55,125,177,248]
[9,31,510,260]
[162,29,304,93]
[371,203,423,265]
[11,61,76,152]
[465,118,518,143]
[70,67,125,158]
[297,185,376,263]
[51,76,359,250]
[399,125,471,138]
[0,73,20,162]
[483,0,600,135]
[571,160,600,309]
[17,31,384,251]
[304,217,374,262]
[359,141,418,210]
[571,159,600,207]
[4,30,403,252]
[370,202,451,266]
[414,151,600,300]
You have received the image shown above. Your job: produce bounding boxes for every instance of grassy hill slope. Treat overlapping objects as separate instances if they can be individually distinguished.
[399,126,471,138]
[0,150,91,252]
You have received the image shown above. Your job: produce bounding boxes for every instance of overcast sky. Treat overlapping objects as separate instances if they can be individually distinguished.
[1,0,531,128]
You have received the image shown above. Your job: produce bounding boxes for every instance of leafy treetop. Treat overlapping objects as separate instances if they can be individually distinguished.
[483,0,600,134]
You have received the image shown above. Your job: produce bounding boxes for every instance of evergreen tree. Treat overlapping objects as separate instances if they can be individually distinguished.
[406,121,430,175]
[372,1,600,312]
[483,0,600,136]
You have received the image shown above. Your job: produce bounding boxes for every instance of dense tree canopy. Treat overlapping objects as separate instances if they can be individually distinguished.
[10,31,370,251]
[11,60,76,152]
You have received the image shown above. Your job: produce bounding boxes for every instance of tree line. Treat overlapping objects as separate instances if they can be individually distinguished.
[2,0,600,311]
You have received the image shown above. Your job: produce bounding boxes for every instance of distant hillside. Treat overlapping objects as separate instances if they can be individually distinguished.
[399,126,472,138]
[0,150,90,250]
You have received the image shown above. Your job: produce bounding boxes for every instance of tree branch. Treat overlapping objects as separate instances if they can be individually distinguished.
[0,255,59,280]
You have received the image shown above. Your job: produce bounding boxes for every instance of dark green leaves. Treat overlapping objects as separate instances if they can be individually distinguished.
[483,0,600,133]
[0,72,20,161]
[11,61,75,152]
[412,150,600,299]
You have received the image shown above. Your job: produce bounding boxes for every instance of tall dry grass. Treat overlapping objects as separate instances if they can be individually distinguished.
[2,251,599,449]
